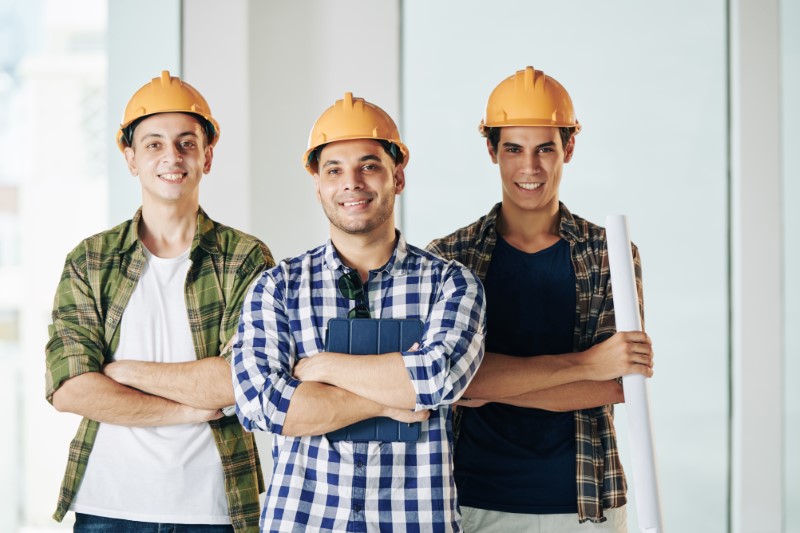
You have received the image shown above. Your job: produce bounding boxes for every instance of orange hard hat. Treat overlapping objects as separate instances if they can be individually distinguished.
[303,92,409,174]
[480,66,581,136]
[116,70,220,152]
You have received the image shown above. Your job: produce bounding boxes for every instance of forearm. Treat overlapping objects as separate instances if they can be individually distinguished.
[52,372,220,426]
[464,351,590,400]
[282,381,419,436]
[496,379,624,412]
[295,352,417,409]
[104,357,234,409]
[466,331,653,401]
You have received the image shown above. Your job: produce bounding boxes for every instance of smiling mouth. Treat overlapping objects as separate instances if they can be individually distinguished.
[159,172,186,182]
[517,182,543,190]
[341,199,371,207]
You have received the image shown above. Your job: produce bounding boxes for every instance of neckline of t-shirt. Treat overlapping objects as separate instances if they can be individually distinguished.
[496,234,566,257]
[142,245,191,265]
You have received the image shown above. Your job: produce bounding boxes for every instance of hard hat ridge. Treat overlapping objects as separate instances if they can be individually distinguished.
[116,70,220,152]
[480,66,581,136]
[303,92,410,175]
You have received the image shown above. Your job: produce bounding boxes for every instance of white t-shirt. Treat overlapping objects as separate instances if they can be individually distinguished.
[71,247,230,524]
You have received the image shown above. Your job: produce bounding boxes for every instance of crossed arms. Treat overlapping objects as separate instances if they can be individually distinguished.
[455,331,653,412]
[46,245,268,427]
[232,263,486,437]
[51,359,230,426]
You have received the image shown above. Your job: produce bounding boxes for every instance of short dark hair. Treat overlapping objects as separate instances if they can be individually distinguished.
[486,126,575,153]
[122,112,216,149]
[307,139,404,173]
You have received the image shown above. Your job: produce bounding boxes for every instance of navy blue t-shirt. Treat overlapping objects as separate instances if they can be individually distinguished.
[455,236,577,514]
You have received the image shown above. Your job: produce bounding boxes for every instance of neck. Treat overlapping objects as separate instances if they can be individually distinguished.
[497,201,561,254]
[139,202,198,258]
[330,223,397,282]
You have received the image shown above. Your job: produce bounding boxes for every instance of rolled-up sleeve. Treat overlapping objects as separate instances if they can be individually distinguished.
[232,266,300,435]
[401,262,485,410]
[45,252,105,404]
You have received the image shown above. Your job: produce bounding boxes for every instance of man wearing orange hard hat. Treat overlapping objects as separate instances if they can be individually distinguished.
[428,67,655,531]
[45,71,273,531]
[232,93,486,531]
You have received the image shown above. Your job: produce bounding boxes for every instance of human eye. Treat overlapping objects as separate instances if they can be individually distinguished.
[180,140,197,150]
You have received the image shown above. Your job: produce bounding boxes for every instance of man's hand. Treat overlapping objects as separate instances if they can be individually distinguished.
[455,397,490,408]
[102,360,132,384]
[383,406,430,424]
[181,404,225,424]
[582,331,654,380]
[293,354,327,383]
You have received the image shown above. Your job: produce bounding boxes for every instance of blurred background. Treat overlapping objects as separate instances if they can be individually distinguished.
[0,0,796,531]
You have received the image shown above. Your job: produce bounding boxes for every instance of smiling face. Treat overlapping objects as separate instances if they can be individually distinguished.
[313,138,405,240]
[489,126,574,217]
[123,112,213,210]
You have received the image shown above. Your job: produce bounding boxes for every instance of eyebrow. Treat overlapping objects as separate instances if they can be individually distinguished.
[501,140,557,149]
[322,154,383,168]
[139,131,200,142]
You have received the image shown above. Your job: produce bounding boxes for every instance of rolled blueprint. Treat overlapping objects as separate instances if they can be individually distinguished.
[606,215,664,533]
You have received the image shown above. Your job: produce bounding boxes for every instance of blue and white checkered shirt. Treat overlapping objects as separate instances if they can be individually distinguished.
[233,233,485,532]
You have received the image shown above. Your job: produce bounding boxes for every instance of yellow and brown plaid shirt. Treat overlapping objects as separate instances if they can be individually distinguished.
[45,207,274,532]
[427,202,644,524]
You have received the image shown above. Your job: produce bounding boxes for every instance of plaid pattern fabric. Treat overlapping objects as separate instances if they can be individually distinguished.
[45,207,274,532]
[426,202,644,524]
[232,233,486,532]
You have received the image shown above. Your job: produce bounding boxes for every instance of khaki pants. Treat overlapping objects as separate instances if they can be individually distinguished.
[460,505,627,533]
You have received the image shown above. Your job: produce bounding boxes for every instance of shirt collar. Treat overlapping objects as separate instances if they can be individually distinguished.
[116,206,219,256]
[323,230,411,277]
[557,202,583,243]
[484,201,584,244]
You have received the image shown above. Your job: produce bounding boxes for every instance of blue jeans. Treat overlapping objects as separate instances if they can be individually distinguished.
[73,513,234,532]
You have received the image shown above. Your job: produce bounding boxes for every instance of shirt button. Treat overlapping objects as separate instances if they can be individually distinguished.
[354,503,362,512]
[356,460,363,468]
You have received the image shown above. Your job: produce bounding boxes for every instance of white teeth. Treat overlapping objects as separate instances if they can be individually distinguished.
[343,200,368,207]
[160,173,184,182]
[517,182,542,190]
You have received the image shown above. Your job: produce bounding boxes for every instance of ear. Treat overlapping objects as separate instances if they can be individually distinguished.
[563,135,576,163]
[203,145,214,174]
[393,164,406,194]
[312,174,322,204]
[123,146,138,176]
[487,138,498,164]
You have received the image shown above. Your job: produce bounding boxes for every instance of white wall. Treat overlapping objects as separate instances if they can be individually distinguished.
[730,0,783,530]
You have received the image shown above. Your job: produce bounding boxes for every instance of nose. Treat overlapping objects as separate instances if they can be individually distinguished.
[341,169,364,191]
[521,152,540,174]
[162,142,183,164]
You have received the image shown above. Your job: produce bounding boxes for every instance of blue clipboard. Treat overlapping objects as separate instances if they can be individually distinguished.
[324,318,423,442]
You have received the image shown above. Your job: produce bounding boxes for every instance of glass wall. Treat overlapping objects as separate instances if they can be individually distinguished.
[401,1,729,530]
[783,0,800,530]
[0,0,108,529]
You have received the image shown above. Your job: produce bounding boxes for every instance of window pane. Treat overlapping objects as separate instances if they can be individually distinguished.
[402,1,728,530]
[0,0,107,529]
[782,0,800,529]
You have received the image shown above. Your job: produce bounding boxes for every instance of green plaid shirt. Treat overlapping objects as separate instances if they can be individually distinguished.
[427,202,644,524]
[45,207,274,531]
